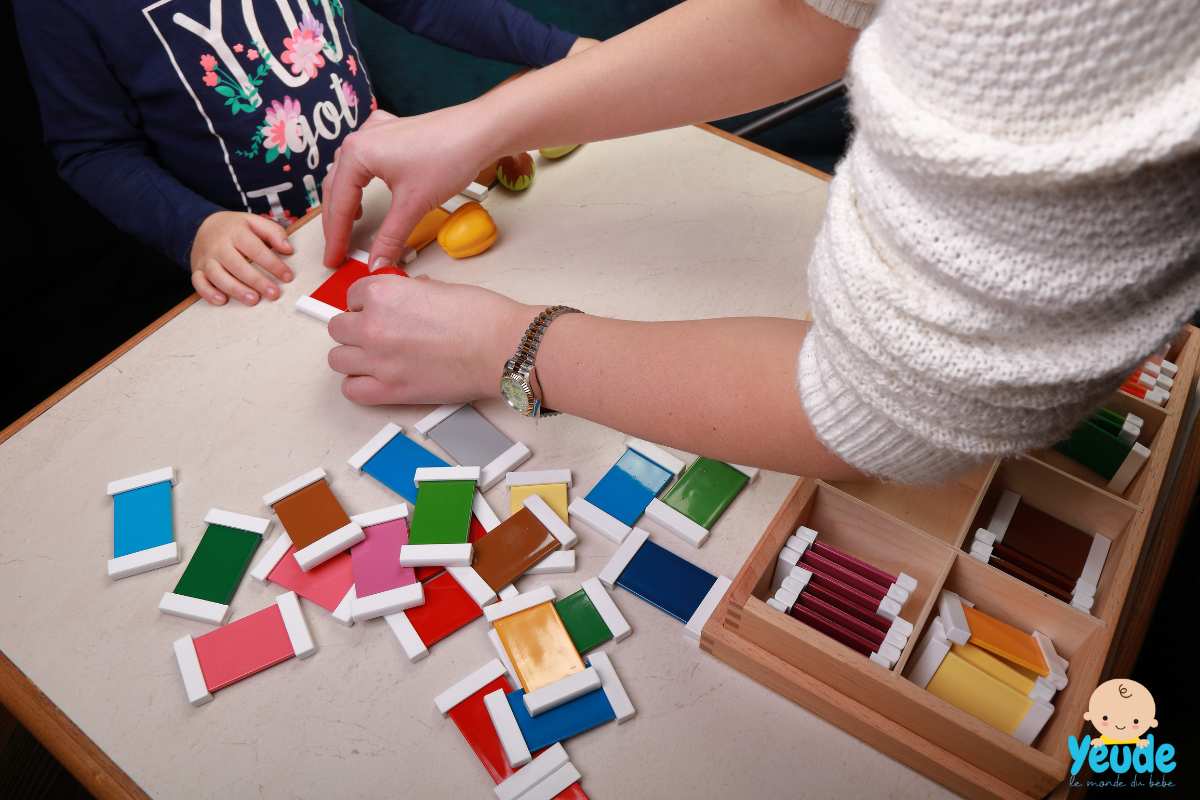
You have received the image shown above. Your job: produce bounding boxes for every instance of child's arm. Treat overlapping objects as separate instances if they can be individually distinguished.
[15,1,294,307]
[361,0,590,68]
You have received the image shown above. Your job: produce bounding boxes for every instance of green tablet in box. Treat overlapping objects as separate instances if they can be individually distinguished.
[1054,417,1150,493]
[641,457,756,547]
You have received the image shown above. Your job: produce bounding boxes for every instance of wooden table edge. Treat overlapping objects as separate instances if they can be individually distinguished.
[0,650,148,800]
[0,205,324,450]
[0,126,813,800]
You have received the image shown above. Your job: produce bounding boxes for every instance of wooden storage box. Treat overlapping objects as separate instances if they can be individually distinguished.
[701,326,1200,799]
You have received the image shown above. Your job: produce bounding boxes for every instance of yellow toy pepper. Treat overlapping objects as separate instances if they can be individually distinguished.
[437,201,498,259]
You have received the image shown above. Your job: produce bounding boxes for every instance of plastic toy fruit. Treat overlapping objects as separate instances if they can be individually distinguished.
[539,145,579,159]
[407,207,450,250]
[437,201,498,259]
[497,153,535,191]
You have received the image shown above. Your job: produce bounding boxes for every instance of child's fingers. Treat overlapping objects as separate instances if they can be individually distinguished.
[245,215,295,255]
[191,270,227,306]
[236,230,293,283]
[221,245,279,301]
[206,260,260,306]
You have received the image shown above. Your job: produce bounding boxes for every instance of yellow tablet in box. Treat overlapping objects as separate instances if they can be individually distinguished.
[928,650,1032,734]
[951,642,1037,696]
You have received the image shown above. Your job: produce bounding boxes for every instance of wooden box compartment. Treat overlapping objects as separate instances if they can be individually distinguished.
[1159,327,1195,416]
[904,553,1106,763]
[752,482,954,672]
[720,481,1062,797]
[831,460,993,546]
[962,458,1137,619]
[1029,392,1167,505]
[1028,329,1198,505]
[703,327,1200,800]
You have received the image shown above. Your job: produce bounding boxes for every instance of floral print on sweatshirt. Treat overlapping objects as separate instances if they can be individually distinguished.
[145,1,375,224]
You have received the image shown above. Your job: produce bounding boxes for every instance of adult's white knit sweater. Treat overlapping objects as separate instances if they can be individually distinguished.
[798,0,1200,483]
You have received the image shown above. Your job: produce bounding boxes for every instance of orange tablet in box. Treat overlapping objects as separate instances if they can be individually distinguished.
[962,605,1048,676]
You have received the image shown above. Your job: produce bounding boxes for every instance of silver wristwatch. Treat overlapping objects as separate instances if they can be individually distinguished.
[500,305,581,417]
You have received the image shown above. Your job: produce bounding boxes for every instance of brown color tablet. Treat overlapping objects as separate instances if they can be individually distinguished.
[272,481,352,549]
[1003,503,1092,581]
[470,507,558,591]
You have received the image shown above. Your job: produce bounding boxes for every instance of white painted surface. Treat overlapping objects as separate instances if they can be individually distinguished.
[0,127,956,799]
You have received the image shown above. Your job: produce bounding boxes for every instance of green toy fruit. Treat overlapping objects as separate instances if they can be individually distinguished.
[539,144,580,159]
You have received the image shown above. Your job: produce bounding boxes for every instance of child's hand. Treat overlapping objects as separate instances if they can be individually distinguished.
[190,211,295,306]
[326,275,529,406]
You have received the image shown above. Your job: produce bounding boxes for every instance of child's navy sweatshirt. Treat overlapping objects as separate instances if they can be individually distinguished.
[16,1,576,266]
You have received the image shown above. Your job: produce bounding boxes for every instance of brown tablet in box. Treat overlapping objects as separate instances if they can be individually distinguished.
[1003,503,1092,581]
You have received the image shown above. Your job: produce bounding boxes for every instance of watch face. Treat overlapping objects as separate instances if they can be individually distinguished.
[501,376,529,412]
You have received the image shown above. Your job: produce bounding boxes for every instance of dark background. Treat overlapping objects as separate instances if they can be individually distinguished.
[3,2,1194,797]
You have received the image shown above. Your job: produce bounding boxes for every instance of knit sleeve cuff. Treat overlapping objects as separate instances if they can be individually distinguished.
[805,0,877,29]
[798,326,984,484]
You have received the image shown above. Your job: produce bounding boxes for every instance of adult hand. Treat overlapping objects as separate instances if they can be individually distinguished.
[327,275,529,406]
[568,37,601,56]
[321,107,489,272]
[190,211,294,306]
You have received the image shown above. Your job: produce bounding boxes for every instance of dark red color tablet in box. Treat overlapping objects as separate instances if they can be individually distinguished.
[789,603,877,657]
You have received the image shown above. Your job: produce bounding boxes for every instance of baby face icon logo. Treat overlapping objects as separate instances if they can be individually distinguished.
[1069,678,1177,784]
[1084,679,1158,747]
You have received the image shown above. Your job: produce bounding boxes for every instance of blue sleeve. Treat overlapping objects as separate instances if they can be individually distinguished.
[15,0,220,270]
[363,0,578,67]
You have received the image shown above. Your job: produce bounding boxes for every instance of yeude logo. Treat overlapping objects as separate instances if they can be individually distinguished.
[1068,679,1176,784]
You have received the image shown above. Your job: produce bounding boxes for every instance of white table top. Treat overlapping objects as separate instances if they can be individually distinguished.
[0,125,953,799]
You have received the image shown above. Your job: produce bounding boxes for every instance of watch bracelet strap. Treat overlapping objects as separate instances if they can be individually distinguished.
[511,305,580,416]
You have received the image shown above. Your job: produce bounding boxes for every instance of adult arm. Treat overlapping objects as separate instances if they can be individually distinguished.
[361,0,580,68]
[15,0,221,269]
[327,276,862,479]
[322,0,864,478]
[323,0,859,268]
